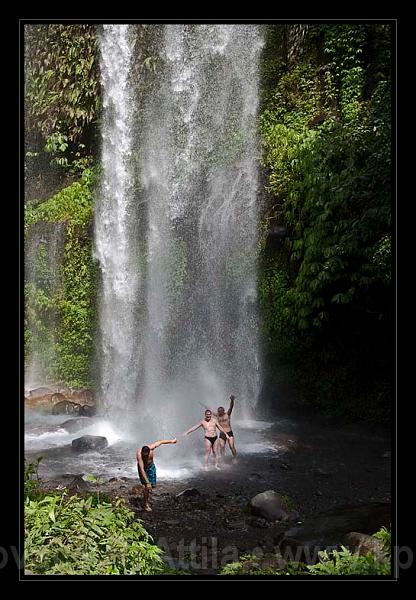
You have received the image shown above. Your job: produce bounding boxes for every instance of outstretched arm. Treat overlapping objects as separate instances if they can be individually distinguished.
[215,420,229,439]
[149,438,177,450]
[228,394,235,416]
[182,422,202,436]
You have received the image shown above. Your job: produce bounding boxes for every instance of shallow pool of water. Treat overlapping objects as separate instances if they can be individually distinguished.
[25,413,290,481]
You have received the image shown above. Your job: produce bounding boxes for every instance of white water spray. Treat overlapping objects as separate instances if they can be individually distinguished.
[96,24,265,433]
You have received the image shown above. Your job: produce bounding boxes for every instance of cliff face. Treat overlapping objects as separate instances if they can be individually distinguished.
[24,23,392,423]
[25,169,97,388]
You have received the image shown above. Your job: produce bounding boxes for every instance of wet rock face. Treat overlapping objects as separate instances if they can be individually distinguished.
[25,387,95,414]
[250,491,290,522]
[51,392,68,403]
[52,400,81,415]
[71,435,108,453]
[70,389,94,402]
[27,387,55,398]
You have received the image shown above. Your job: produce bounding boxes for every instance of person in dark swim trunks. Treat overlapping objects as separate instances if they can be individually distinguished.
[182,409,229,470]
[216,395,237,461]
[136,438,177,512]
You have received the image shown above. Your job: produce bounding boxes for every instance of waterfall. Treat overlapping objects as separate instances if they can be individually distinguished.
[94,25,142,413]
[96,24,264,431]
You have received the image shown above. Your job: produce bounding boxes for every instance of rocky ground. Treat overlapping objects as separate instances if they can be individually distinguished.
[32,411,392,575]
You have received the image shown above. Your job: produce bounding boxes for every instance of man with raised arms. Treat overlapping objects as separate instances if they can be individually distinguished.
[215,394,237,462]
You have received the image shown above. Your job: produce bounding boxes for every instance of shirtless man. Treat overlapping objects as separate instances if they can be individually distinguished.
[136,438,177,512]
[215,394,237,461]
[183,409,229,470]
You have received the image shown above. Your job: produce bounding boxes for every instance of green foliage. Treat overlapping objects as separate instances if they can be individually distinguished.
[307,540,390,575]
[220,554,308,576]
[259,261,291,353]
[85,473,101,484]
[320,24,366,121]
[373,526,391,556]
[259,24,391,422]
[24,457,43,499]
[220,528,391,576]
[25,168,97,387]
[24,492,166,575]
[25,167,95,228]
[25,24,99,178]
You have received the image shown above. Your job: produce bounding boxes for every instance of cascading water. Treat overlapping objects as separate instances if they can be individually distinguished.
[95,24,265,435]
[94,25,142,415]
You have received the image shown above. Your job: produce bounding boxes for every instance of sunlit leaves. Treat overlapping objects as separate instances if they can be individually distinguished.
[25,24,99,174]
[25,492,166,575]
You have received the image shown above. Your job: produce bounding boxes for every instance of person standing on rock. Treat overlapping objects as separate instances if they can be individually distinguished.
[136,438,177,512]
[215,395,237,462]
[182,409,229,470]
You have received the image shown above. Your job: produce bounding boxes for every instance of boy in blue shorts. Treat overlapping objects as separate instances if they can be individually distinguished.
[136,438,177,511]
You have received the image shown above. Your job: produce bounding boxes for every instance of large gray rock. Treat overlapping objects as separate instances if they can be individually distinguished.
[71,435,108,452]
[250,490,290,522]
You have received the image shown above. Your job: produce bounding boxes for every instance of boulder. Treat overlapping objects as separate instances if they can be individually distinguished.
[25,390,76,412]
[343,532,386,560]
[52,400,81,415]
[79,404,96,416]
[25,393,55,410]
[71,435,108,453]
[250,491,290,523]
